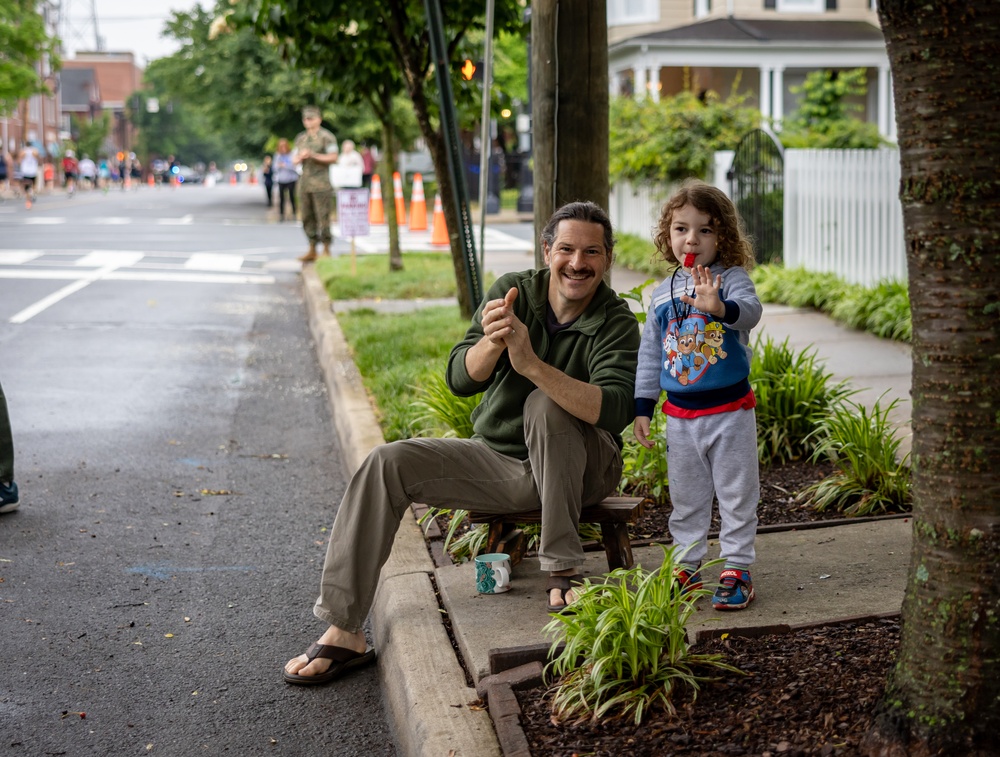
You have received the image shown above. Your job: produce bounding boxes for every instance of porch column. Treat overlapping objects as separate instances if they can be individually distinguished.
[771,65,785,129]
[634,65,647,101]
[649,66,660,103]
[877,64,891,137]
[759,65,772,123]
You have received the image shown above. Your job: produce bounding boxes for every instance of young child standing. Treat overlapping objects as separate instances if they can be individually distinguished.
[633,179,762,610]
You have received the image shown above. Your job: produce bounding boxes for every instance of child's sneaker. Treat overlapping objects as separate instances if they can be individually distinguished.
[0,480,19,513]
[675,566,702,594]
[712,568,754,610]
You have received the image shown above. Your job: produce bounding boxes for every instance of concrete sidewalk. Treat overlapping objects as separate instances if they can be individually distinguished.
[300,244,914,757]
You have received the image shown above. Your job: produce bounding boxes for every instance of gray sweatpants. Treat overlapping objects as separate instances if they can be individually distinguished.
[665,408,759,569]
[314,390,623,632]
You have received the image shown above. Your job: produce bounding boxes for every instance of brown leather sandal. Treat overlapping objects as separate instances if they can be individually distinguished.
[545,574,585,614]
[283,642,376,686]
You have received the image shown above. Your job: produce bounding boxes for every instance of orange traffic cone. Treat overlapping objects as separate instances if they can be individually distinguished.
[392,171,407,226]
[369,174,385,224]
[408,173,427,231]
[230,172,237,185]
[430,193,449,245]
[147,174,155,187]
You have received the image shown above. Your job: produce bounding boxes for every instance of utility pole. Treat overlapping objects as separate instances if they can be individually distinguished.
[531,0,610,268]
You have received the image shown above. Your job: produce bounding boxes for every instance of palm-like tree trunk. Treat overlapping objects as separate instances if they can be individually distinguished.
[865,3,1000,754]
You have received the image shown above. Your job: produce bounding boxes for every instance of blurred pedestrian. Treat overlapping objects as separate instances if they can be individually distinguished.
[361,144,376,188]
[78,154,96,189]
[42,158,55,192]
[0,379,18,514]
[0,147,9,198]
[274,138,298,222]
[62,149,78,197]
[262,154,274,207]
[293,105,338,261]
[19,148,38,209]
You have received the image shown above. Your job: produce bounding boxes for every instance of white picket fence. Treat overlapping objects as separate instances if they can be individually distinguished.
[609,148,907,287]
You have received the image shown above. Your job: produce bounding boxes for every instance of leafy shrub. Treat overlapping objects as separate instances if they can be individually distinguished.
[798,396,911,516]
[614,236,666,278]
[751,265,847,310]
[751,337,854,465]
[619,404,668,502]
[751,265,911,343]
[544,545,741,725]
[409,373,481,439]
[610,91,759,186]
[778,68,888,150]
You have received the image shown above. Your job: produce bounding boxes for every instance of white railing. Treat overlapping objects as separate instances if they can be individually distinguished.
[784,148,906,285]
[609,148,907,287]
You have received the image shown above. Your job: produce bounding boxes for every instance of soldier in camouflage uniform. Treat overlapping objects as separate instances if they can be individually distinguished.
[293,106,339,262]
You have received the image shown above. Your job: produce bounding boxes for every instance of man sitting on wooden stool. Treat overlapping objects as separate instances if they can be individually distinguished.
[283,200,639,685]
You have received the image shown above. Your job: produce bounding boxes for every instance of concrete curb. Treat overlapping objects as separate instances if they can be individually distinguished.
[301,266,501,757]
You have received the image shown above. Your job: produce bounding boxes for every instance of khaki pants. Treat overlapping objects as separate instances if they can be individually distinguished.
[314,390,623,632]
[299,188,332,244]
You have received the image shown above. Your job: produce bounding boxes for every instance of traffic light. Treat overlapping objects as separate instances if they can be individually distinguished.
[460,59,483,82]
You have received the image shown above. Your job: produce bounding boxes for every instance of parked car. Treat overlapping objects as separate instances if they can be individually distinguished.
[174,165,203,184]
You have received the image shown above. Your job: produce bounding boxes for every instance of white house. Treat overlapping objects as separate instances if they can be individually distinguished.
[607,0,895,140]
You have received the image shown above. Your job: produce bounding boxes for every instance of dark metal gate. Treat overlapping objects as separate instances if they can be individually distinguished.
[727,128,784,264]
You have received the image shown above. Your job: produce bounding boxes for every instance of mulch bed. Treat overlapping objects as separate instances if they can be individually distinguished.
[428,461,909,756]
[517,617,899,756]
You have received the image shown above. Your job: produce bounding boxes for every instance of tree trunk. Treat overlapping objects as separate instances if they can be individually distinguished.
[380,116,404,271]
[531,0,609,269]
[864,3,1000,754]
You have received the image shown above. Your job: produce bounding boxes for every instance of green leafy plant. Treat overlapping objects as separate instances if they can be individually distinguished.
[798,396,911,516]
[779,68,888,149]
[750,265,911,343]
[409,373,482,439]
[610,90,760,185]
[751,337,854,465]
[543,545,741,725]
[619,404,669,502]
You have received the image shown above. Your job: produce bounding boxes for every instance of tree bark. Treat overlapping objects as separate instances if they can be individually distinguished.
[864,3,1000,754]
[531,0,609,269]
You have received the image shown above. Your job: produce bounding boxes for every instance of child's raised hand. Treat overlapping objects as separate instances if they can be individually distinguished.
[633,416,655,449]
[679,265,724,319]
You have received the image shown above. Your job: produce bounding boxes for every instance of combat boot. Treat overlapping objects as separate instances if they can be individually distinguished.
[298,243,317,262]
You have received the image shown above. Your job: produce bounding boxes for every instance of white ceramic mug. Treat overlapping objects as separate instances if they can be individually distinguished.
[474,552,511,594]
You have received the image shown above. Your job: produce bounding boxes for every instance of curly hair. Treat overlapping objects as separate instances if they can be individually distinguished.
[652,179,755,271]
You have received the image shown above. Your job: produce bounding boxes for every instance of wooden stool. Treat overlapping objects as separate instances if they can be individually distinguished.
[469,496,645,571]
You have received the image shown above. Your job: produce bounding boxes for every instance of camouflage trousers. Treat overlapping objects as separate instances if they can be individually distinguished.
[299,188,333,245]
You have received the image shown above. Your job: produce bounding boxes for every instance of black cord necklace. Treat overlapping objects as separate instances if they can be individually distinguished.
[670,267,695,326]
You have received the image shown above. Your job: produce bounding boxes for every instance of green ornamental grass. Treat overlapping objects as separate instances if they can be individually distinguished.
[799,396,912,516]
[544,545,741,726]
[751,336,854,465]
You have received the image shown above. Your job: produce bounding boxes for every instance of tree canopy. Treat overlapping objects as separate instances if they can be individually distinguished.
[0,0,60,117]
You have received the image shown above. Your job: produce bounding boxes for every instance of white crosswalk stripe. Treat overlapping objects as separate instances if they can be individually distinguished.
[0,251,42,264]
[185,253,245,272]
[75,251,145,267]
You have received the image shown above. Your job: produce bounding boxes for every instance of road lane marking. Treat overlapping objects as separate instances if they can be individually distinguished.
[75,251,145,267]
[9,262,121,324]
[157,214,194,225]
[22,217,66,225]
[0,251,42,264]
[185,253,244,272]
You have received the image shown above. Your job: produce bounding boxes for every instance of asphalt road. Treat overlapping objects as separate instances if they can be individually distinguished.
[0,184,397,755]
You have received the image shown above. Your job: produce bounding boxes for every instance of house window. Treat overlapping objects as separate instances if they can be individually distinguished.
[764,0,776,8]
[608,0,659,27]
[694,0,712,18]
[774,0,825,12]
[826,0,837,8]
